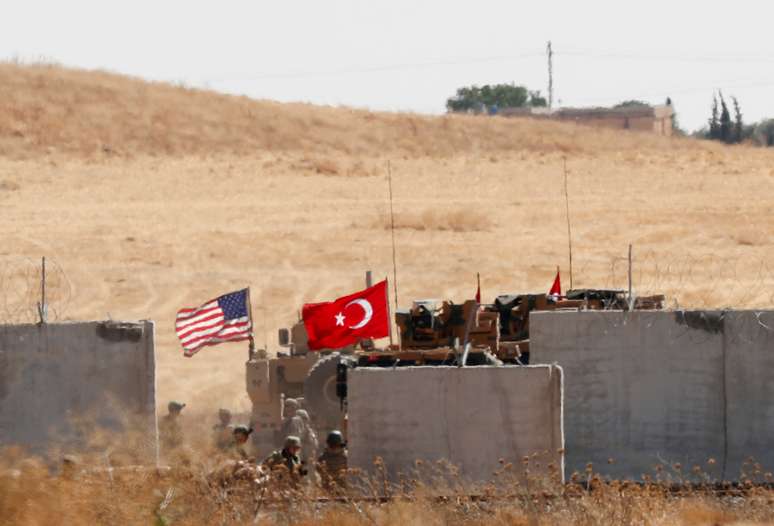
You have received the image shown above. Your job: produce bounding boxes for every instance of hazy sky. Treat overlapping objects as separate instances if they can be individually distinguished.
[3,1,773,132]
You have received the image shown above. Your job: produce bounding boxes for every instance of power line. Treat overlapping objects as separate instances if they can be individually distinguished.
[569,78,774,106]
[558,50,774,64]
[205,51,545,83]
[199,46,774,86]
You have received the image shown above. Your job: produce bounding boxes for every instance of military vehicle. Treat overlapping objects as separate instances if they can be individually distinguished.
[244,319,357,452]
[485,289,664,363]
[245,296,500,447]
[245,281,665,448]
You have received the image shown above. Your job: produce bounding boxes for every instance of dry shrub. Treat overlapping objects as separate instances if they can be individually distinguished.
[0,180,20,191]
[346,160,376,177]
[735,232,767,247]
[289,156,376,178]
[312,158,340,176]
[379,209,493,233]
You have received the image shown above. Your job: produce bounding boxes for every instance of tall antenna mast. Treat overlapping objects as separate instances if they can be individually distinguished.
[547,41,554,111]
[563,158,573,290]
[386,161,399,315]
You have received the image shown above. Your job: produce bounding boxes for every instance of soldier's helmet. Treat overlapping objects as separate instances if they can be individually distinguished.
[284,398,299,410]
[218,408,231,421]
[168,401,186,413]
[233,425,253,436]
[296,409,310,422]
[284,435,302,449]
[326,430,344,447]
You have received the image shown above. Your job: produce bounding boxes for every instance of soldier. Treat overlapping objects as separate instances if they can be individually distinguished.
[317,430,348,492]
[295,409,318,464]
[159,401,185,451]
[231,425,254,461]
[213,408,233,451]
[279,398,305,445]
[60,455,80,481]
[263,435,306,487]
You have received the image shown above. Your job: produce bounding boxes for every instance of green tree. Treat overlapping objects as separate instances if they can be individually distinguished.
[613,100,652,109]
[529,90,548,107]
[446,84,546,113]
[753,119,774,147]
[732,96,743,143]
[718,92,732,143]
[706,92,745,144]
[708,95,720,140]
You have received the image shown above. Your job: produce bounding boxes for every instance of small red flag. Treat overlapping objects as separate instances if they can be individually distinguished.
[549,270,562,298]
[302,280,390,350]
[475,273,481,303]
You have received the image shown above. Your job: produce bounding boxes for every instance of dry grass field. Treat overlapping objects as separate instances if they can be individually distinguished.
[2,62,774,524]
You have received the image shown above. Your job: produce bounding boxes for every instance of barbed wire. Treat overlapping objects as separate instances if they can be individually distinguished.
[600,251,774,310]
[0,252,770,325]
[0,256,72,324]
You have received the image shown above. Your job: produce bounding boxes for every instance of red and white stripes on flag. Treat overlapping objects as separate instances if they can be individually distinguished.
[175,289,252,357]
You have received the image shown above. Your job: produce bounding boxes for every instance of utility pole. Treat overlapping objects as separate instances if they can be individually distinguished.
[547,41,554,111]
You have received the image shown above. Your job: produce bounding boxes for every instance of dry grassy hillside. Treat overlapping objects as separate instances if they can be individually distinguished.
[1,62,774,413]
[2,62,699,160]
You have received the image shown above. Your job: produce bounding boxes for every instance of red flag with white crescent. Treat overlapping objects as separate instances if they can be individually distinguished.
[302,280,390,350]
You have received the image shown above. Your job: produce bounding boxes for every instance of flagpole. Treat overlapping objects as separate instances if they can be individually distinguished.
[246,287,256,358]
[385,276,395,348]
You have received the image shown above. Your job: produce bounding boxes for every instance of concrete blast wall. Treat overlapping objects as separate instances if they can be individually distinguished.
[0,321,157,463]
[348,365,564,486]
[530,310,774,481]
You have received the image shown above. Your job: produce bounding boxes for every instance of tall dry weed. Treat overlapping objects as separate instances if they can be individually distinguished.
[376,209,493,233]
[4,446,774,526]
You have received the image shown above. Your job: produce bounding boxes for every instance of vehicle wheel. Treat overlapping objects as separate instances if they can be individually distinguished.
[303,353,352,433]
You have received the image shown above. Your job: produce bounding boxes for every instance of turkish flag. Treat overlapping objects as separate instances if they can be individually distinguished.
[549,269,562,298]
[302,280,390,350]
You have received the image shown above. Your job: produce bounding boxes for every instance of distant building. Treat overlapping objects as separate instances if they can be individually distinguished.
[499,104,675,136]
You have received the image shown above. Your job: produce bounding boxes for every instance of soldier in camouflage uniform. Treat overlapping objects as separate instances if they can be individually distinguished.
[295,409,318,464]
[317,430,348,492]
[231,425,254,461]
[279,398,305,446]
[263,435,306,488]
[212,408,233,451]
[159,401,185,452]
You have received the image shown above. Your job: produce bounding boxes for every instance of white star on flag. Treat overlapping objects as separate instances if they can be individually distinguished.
[335,312,345,326]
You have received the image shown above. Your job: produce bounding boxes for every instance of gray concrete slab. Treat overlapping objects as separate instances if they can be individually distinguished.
[723,311,774,477]
[347,365,564,487]
[531,310,774,481]
[0,321,157,463]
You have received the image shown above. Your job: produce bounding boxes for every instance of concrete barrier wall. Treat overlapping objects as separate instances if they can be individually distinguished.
[348,365,564,486]
[723,312,774,475]
[530,310,774,481]
[0,321,157,463]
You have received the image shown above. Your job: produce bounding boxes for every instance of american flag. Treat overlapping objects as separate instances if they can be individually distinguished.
[176,289,252,357]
